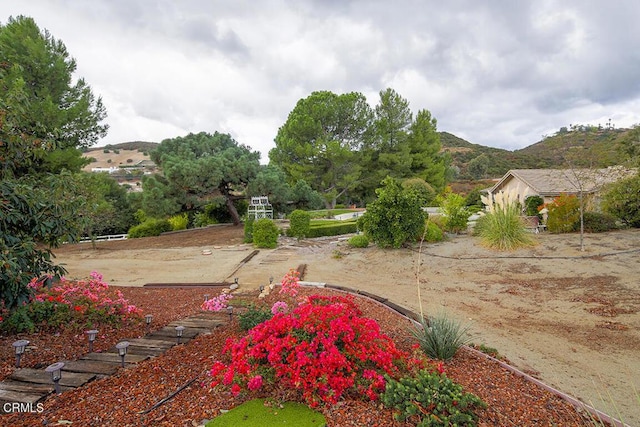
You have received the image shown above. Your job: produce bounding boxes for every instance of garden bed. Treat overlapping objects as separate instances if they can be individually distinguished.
[0,286,603,426]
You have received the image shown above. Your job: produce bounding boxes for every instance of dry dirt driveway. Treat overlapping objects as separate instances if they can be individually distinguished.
[54,225,640,425]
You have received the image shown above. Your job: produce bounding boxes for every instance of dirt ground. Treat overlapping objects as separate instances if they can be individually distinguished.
[53,225,640,425]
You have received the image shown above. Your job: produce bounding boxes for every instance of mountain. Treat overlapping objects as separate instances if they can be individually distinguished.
[440,127,632,180]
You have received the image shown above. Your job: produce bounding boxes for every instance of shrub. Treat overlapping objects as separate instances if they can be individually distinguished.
[307,221,358,238]
[252,218,279,248]
[103,148,110,153]
[412,313,471,361]
[381,370,486,426]
[288,209,311,238]
[602,174,640,228]
[192,212,217,228]
[243,216,255,243]
[439,192,469,234]
[1,272,140,334]
[347,234,369,248]
[546,193,580,233]
[360,177,426,248]
[238,305,273,331]
[209,295,409,407]
[580,212,618,233]
[524,195,544,218]
[423,220,444,243]
[168,213,189,231]
[128,218,171,238]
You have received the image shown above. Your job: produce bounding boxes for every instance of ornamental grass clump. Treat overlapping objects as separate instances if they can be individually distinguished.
[412,313,471,361]
[476,188,535,250]
[209,294,413,407]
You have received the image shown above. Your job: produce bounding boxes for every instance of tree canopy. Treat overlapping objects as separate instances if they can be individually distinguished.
[1,16,107,308]
[0,15,108,176]
[270,91,373,208]
[149,132,261,225]
[271,88,448,207]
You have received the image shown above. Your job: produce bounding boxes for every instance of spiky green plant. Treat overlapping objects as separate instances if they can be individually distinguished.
[412,313,471,361]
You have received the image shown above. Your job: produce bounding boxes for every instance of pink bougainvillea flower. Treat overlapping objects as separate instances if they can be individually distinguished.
[230,383,241,396]
[247,375,263,391]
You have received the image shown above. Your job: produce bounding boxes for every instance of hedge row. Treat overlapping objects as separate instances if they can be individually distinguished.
[307,221,358,238]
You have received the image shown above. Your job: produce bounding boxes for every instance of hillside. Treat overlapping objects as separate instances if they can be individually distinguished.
[83,130,632,183]
[82,141,158,171]
[440,127,632,180]
[515,127,629,168]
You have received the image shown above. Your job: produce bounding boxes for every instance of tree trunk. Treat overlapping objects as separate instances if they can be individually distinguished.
[225,196,241,226]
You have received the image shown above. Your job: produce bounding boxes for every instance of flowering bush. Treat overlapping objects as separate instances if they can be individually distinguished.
[202,293,233,312]
[545,193,580,233]
[1,271,140,334]
[270,301,288,314]
[279,269,300,298]
[210,294,414,407]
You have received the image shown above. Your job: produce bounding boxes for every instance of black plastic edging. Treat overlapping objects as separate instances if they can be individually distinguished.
[304,282,631,427]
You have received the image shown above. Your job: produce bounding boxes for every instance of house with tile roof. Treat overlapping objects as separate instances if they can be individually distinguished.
[488,167,636,207]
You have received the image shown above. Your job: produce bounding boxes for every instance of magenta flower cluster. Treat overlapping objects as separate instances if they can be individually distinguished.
[201,293,233,312]
[210,294,412,407]
[28,271,140,322]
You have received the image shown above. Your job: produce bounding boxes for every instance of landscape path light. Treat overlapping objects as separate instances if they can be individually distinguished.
[204,294,210,302]
[116,341,129,368]
[175,325,185,344]
[145,314,153,332]
[226,305,233,321]
[45,362,65,394]
[259,285,264,293]
[12,339,29,368]
[85,330,98,352]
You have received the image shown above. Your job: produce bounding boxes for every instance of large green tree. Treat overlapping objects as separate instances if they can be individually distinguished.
[360,89,447,200]
[246,165,291,214]
[149,132,260,225]
[0,16,107,175]
[1,16,108,308]
[270,91,374,208]
[360,89,413,195]
[408,109,447,193]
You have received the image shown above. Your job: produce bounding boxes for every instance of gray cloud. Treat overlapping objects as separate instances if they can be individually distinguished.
[2,0,640,160]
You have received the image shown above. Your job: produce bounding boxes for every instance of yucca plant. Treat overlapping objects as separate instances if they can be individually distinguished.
[412,312,471,361]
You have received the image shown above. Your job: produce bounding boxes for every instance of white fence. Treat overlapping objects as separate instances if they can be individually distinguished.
[79,234,128,243]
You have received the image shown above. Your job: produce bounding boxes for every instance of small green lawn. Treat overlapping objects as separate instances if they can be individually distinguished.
[307,209,359,219]
[205,399,326,426]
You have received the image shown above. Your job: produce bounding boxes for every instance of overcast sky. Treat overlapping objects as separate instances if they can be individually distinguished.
[3,0,640,162]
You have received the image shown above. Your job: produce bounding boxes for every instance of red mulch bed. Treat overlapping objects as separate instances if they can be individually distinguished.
[0,286,600,426]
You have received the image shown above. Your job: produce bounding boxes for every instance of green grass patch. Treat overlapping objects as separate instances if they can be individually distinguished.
[205,399,326,427]
[307,209,359,219]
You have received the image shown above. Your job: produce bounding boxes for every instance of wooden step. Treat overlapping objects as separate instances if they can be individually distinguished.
[9,369,95,388]
[80,352,148,364]
[62,360,121,375]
